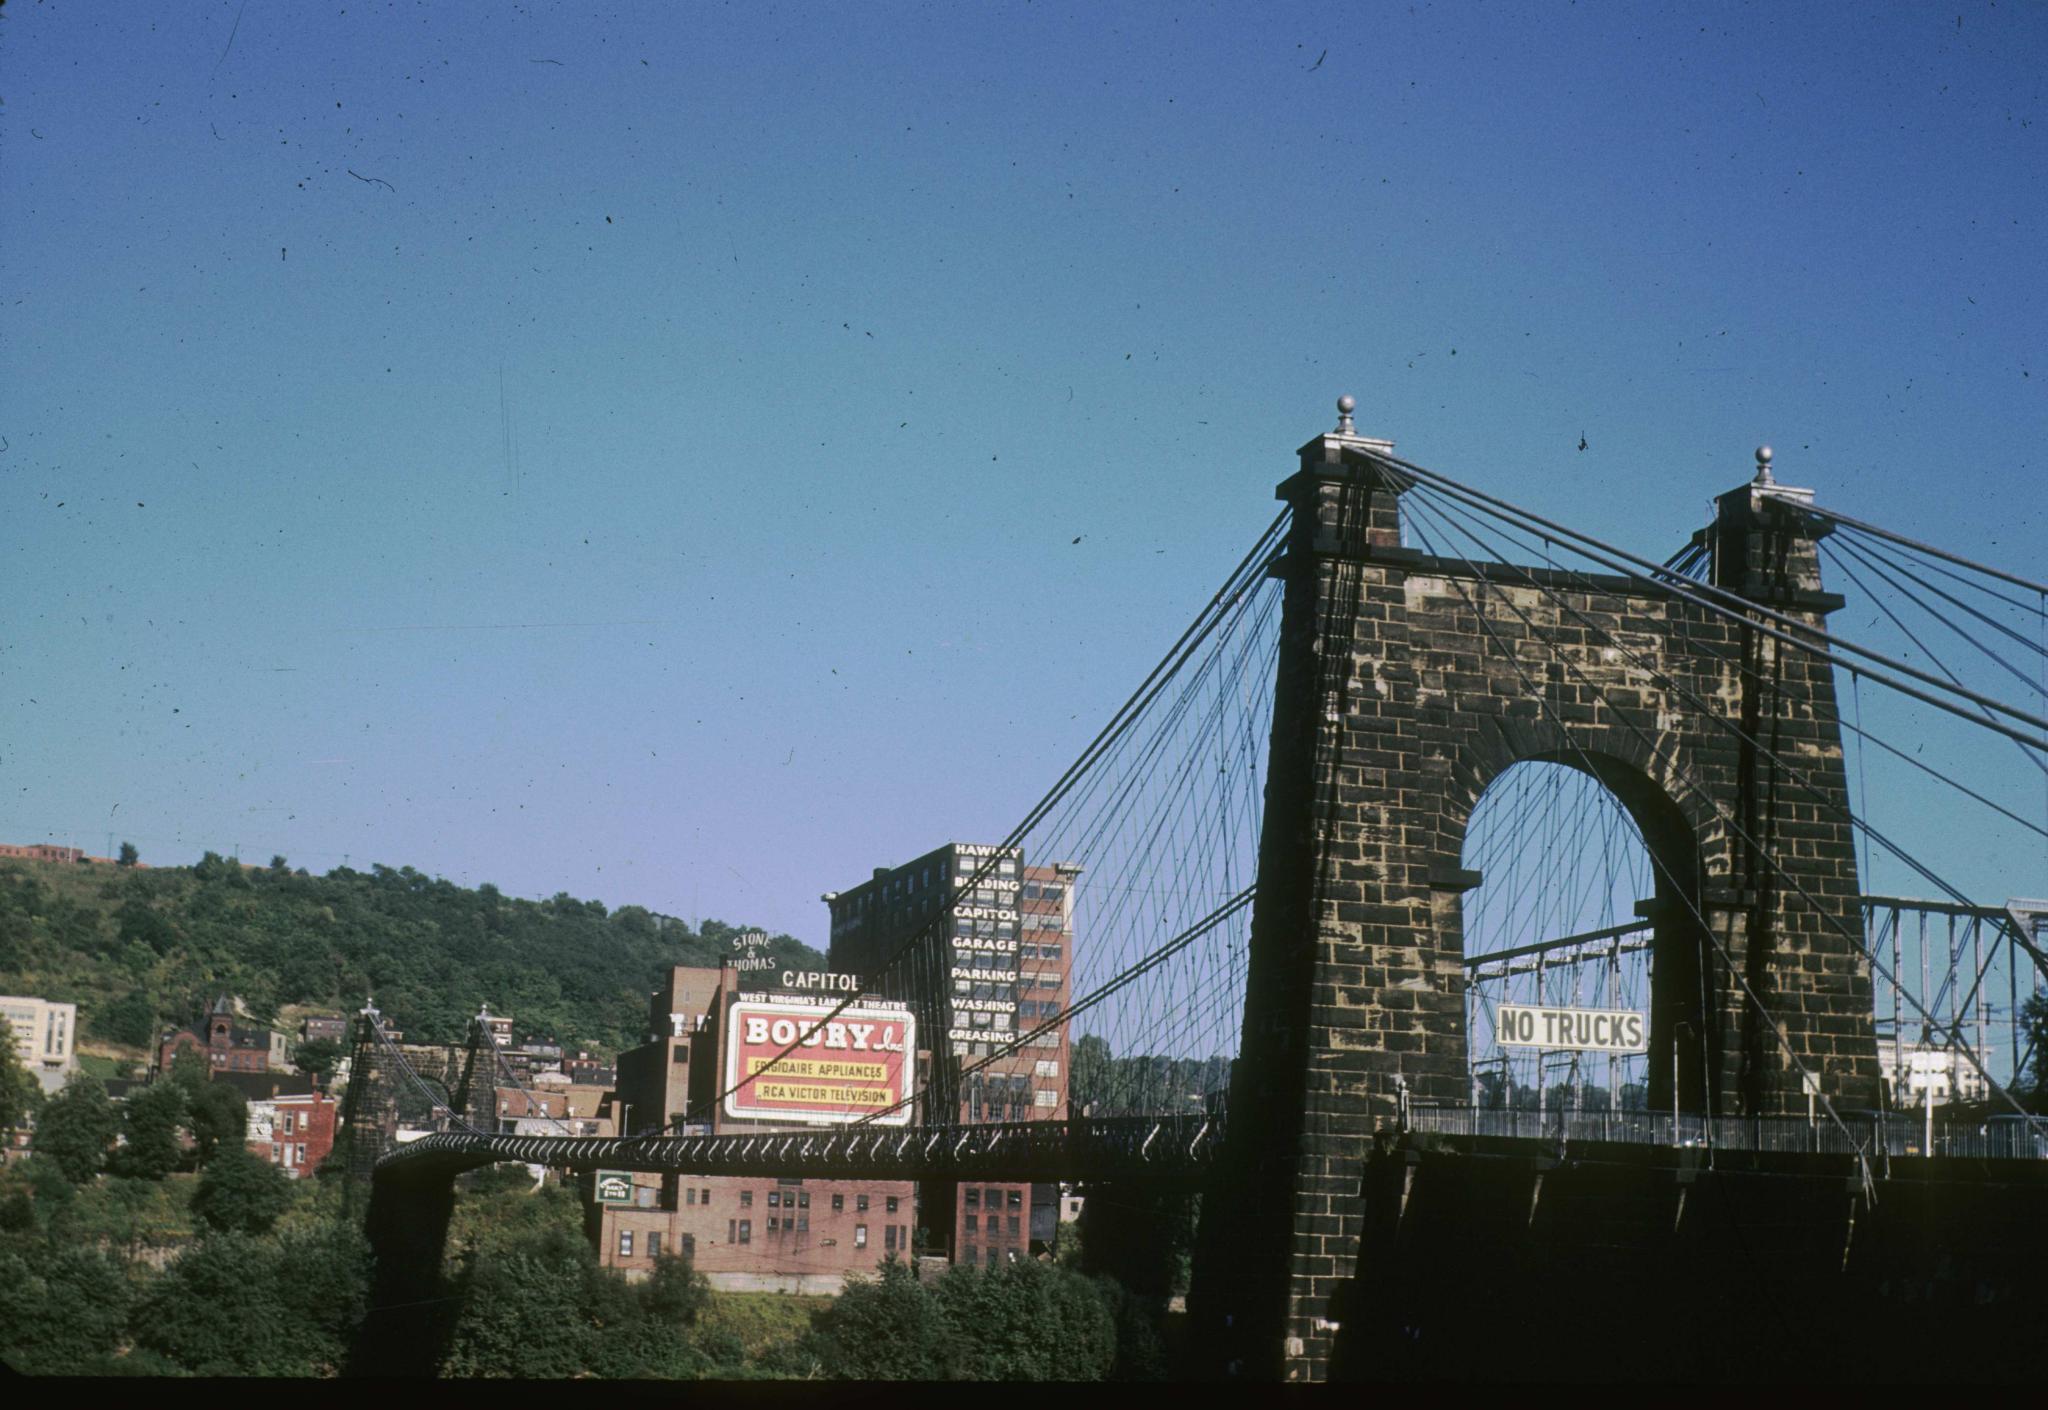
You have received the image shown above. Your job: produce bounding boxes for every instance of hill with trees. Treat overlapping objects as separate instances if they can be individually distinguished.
[0,852,825,1059]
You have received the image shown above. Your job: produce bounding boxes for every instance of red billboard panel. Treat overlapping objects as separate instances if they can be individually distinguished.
[722,999,916,1127]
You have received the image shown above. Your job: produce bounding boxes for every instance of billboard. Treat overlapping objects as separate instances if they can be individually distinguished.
[1496,1005,1647,1053]
[722,998,915,1127]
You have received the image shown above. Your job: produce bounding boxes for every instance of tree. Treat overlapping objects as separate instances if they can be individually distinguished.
[805,1256,955,1380]
[643,1249,711,1326]
[135,1232,292,1374]
[1071,1034,1114,1115]
[440,1221,601,1378]
[117,840,139,867]
[167,1046,211,1098]
[112,1078,188,1179]
[33,1076,117,1183]
[192,1147,295,1234]
[0,1245,133,1374]
[2023,992,2048,1104]
[186,1080,248,1166]
[268,1221,372,1374]
[929,1257,1117,1380]
[294,1036,344,1082]
[93,987,158,1047]
[0,1028,41,1136]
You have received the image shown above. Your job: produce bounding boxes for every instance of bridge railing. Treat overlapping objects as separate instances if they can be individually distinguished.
[1405,1106,2048,1161]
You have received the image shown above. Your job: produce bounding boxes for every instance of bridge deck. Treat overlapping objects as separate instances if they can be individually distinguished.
[371,1107,2045,1186]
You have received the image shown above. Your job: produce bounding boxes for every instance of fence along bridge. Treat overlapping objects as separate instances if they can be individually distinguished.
[347,401,2048,1380]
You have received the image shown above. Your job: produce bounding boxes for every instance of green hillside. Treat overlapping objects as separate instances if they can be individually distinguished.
[0,853,825,1060]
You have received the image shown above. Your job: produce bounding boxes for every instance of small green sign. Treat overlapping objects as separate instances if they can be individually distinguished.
[594,1170,635,1206]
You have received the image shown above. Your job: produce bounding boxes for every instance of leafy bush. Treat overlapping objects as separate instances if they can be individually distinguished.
[193,1149,295,1235]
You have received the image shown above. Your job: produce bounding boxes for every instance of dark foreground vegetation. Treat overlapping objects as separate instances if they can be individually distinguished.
[0,1143,1176,1379]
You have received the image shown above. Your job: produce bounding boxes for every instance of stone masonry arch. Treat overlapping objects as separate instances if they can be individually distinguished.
[1191,418,1881,1382]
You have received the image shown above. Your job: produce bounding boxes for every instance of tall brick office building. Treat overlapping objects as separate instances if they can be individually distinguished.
[825,843,1078,1264]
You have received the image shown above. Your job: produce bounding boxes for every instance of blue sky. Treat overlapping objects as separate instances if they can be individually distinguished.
[5,2,2043,946]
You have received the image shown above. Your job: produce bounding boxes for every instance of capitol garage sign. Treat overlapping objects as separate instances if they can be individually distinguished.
[1497,1005,1647,1053]
[594,1171,636,1206]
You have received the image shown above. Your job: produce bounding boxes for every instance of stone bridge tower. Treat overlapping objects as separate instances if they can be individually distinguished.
[1190,403,1880,1381]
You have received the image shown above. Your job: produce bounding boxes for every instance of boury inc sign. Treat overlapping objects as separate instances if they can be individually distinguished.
[723,998,915,1127]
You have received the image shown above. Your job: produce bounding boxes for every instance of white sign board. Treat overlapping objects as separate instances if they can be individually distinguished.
[1497,1005,1646,1053]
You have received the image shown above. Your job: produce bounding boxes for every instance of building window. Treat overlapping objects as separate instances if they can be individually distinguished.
[1008,1215,1020,1237]
[619,1230,634,1258]
[984,1188,1000,1208]
[965,1214,978,1234]
[886,1196,899,1214]
[855,1225,868,1248]
[738,1220,752,1245]
[797,1213,809,1232]
[768,1190,781,1208]
[687,1188,697,1206]
[985,1247,999,1268]
[648,1232,662,1258]
[857,1194,869,1212]
[1007,1190,1023,1209]
[740,1190,753,1207]
[682,1233,696,1257]
[798,1191,811,1209]
[1035,1060,1059,1078]
[832,1193,844,1212]
[1035,1089,1057,1108]
[964,1244,977,1265]
[729,1220,736,1243]
[701,1188,710,1205]
[965,1188,979,1210]
[885,1225,898,1252]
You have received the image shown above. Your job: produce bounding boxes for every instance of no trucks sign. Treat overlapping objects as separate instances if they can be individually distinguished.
[722,999,915,1127]
[1497,1005,1647,1053]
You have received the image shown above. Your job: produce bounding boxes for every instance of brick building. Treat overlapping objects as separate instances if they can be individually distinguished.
[245,1090,338,1178]
[159,996,276,1075]
[299,1014,349,1046]
[592,963,919,1292]
[824,842,1078,1265]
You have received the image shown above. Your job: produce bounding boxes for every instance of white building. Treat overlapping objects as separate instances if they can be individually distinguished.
[1883,1040,1990,1105]
[1,995,78,1094]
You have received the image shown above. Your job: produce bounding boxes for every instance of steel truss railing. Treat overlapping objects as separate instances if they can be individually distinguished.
[373,1113,1226,1184]
[1461,897,2047,1096]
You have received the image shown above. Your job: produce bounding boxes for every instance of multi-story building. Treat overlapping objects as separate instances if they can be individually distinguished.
[1,995,78,1094]
[245,1090,338,1178]
[299,1014,349,1046]
[1882,1039,1992,1107]
[592,963,920,1293]
[158,996,274,1076]
[824,843,1078,1265]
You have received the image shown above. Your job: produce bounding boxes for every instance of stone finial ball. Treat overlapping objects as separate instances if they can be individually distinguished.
[1755,445,1773,466]
[1338,395,1357,416]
